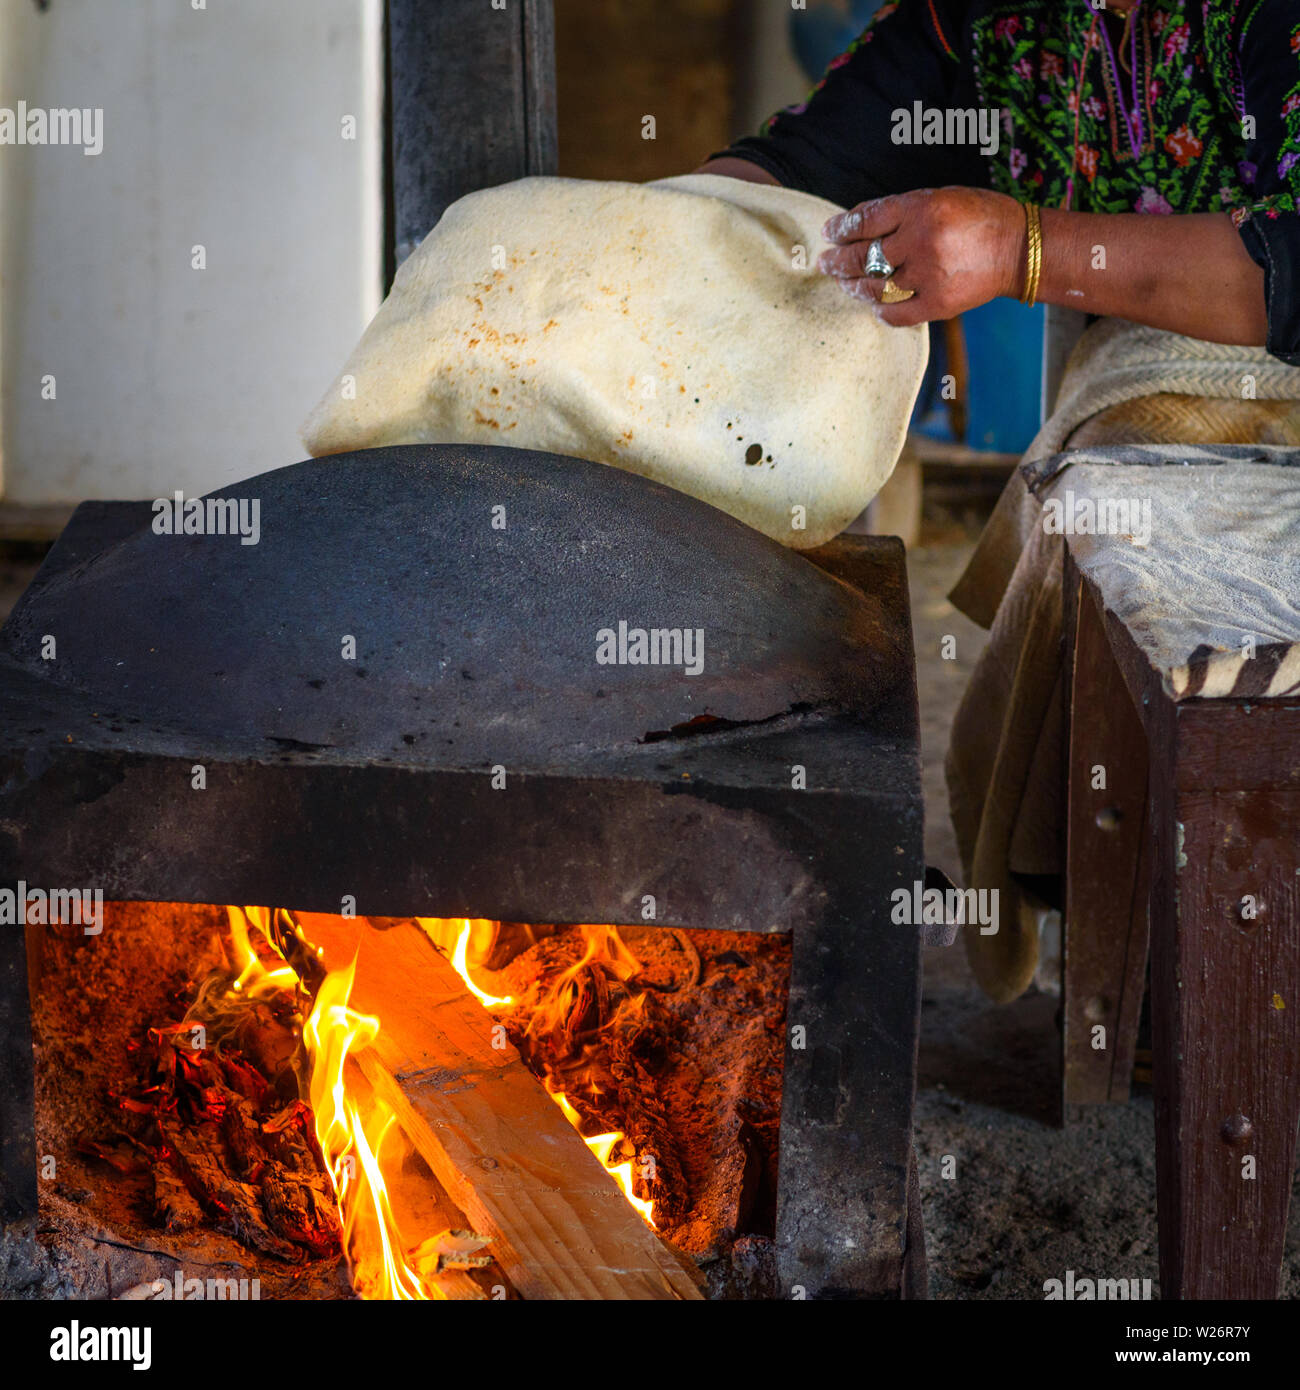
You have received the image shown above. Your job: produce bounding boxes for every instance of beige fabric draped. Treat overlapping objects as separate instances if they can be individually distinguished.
[945,318,1300,1003]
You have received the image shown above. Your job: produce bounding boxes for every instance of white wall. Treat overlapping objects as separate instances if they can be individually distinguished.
[0,0,383,504]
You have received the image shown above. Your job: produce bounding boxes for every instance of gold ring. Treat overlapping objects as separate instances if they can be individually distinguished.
[881,279,914,304]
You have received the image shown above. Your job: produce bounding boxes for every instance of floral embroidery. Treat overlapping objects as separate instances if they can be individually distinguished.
[1273,19,1300,194]
[1164,124,1204,166]
[755,0,1300,243]
[956,0,1300,223]
[1135,186,1174,214]
[1162,21,1191,64]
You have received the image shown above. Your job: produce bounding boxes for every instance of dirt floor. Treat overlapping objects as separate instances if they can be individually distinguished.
[3,508,1298,1301]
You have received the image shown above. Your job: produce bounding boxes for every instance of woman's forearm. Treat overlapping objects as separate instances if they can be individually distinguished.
[820,188,1270,347]
[699,156,1267,347]
[698,151,1267,347]
[1035,209,1267,347]
[692,156,781,186]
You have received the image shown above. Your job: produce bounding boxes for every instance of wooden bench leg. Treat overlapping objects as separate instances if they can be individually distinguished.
[1062,578,1150,1114]
[1150,776,1300,1299]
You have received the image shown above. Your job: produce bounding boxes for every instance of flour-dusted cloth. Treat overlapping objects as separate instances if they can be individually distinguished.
[945,317,1300,1003]
[301,174,928,549]
[1026,446,1300,701]
[950,318,1300,630]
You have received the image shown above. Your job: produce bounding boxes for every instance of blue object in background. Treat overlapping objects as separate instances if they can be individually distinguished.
[789,0,1045,454]
[954,300,1044,452]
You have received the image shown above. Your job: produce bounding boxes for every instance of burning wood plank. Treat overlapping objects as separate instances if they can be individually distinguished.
[298,914,703,1301]
[336,1046,493,1301]
[410,1229,491,1277]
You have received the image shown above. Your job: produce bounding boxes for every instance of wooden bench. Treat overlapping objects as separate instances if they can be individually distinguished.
[1058,444,1300,1298]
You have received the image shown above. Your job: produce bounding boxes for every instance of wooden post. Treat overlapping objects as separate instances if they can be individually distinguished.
[1149,721,1300,1299]
[1062,568,1150,1112]
[1069,569,1300,1298]
[388,0,558,265]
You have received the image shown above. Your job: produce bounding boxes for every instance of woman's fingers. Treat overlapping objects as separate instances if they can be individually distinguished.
[822,196,904,245]
[832,268,930,326]
[838,261,913,298]
[818,187,1024,325]
[818,230,905,280]
[876,294,931,329]
[837,275,883,303]
[847,278,930,327]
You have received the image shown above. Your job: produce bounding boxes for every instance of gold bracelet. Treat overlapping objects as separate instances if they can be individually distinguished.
[1022,202,1043,307]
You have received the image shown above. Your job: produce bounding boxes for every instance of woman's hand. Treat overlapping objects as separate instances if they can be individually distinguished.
[818,187,1026,326]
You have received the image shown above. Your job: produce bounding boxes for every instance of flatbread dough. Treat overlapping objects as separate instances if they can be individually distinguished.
[301,174,928,548]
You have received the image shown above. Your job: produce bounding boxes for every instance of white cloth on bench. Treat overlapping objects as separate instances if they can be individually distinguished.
[947,315,1300,1002]
[1025,444,1300,701]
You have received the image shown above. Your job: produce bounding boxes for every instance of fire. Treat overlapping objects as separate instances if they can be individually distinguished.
[220,906,439,1300]
[450,920,513,1009]
[301,959,433,1300]
[422,916,657,1228]
[207,905,660,1302]
[549,1087,655,1224]
[226,902,300,1000]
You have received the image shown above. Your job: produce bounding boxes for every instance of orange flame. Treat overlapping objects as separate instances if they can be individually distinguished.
[549,1087,655,1224]
[215,905,659,1302]
[422,916,657,1228]
[449,920,513,1008]
[302,958,435,1300]
[221,906,439,1300]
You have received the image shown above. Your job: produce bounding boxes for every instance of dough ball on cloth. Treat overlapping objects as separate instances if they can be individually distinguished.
[301,173,928,549]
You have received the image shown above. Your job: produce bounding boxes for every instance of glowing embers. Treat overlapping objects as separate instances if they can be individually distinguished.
[421,917,677,1230]
[198,908,663,1298]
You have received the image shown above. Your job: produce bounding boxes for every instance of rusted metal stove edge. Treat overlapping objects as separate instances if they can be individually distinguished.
[0,730,917,931]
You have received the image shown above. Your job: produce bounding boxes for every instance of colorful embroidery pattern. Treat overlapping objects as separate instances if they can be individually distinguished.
[765,1,1299,224]
[964,0,1297,219]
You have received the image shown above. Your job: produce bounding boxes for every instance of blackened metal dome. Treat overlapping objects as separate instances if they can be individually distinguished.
[3,445,904,768]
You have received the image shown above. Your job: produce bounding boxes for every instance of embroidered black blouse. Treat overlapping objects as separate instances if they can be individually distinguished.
[719,0,1300,364]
